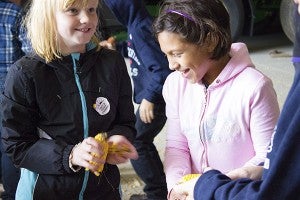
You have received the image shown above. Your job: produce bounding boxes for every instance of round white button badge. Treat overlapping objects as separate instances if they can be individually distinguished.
[93,97,110,115]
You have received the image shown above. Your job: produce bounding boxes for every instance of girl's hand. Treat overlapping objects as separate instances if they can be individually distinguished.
[106,135,138,164]
[99,36,116,50]
[70,137,106,173]
[169,177,198,200]
[139,99,154,123]
[226,165,263,180]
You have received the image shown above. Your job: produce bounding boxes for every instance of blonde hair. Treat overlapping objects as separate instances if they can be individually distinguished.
[26,0,100,63]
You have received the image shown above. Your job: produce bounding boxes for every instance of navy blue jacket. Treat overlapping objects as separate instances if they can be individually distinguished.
[103,0,172,104]
[193,5,300,200]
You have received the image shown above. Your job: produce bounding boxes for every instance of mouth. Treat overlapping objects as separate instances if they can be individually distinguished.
[180,68,190,78]
[76,28,91,33]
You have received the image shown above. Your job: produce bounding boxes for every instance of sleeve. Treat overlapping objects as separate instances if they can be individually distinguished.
[163,74,192,191]
[1,62,74,174]
[106,53,136,142]
[194,170,262,200]
[133,18,172,103]
[116,41,129,58]
[245,76,280,166]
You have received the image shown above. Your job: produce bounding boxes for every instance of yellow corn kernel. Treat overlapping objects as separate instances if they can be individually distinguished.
[86,133,132,176]
[85,133,109,176]
[177,174,201,184]
[94,133,109,174]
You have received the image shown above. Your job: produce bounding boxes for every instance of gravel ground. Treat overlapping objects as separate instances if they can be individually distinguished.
[120,167,146,200]
[118,126,166,200]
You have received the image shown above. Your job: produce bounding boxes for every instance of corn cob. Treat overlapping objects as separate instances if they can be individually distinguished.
[177,174,201,184]
[87,133,131,176]
[86,133,108,176]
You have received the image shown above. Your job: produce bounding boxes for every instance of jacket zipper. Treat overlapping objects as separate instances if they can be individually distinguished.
[199,86,209,172]
[71,53,90,200]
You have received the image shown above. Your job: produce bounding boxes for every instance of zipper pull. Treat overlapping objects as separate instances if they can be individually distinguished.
[76,60,81,74]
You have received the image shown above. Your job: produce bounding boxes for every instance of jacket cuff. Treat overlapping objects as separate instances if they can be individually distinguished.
[63,145,78,173]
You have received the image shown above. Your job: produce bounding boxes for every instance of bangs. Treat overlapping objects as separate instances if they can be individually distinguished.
[62,0,89,10]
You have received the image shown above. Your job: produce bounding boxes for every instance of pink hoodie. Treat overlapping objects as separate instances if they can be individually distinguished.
[163,43,280,191]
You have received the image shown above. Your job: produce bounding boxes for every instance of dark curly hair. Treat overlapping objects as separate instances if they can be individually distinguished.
[153,0,232,60]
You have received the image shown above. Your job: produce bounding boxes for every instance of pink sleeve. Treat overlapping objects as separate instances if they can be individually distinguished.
[163,74,192,191]
[245,76,280,166]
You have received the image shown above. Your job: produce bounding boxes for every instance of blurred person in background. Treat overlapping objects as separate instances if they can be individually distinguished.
[100,0,172,199]
[0,0,31,199]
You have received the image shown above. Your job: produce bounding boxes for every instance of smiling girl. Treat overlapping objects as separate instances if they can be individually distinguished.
[1,0,138,199]
[152,0,280,198]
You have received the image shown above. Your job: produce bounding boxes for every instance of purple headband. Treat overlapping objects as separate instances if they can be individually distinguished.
[165,9,194,22]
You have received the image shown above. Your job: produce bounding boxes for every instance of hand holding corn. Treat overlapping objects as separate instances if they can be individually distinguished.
[86,133,138,176]
[169,174,201,200]
[106,134,138,165]
[85,133,109,176]
[69,134,110,175]
[69,133,138,176]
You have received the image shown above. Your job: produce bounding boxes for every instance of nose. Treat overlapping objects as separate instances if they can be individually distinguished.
[169,60,180,71]
[79,11,90,24]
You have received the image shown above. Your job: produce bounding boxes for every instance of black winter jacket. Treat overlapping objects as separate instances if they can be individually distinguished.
[1,45,136,200]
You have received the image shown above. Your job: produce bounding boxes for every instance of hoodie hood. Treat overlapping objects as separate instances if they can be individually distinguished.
[103,0,150,26]
[209,42,254,88]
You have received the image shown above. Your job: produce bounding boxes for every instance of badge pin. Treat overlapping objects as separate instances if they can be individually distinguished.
[93,97,110,115]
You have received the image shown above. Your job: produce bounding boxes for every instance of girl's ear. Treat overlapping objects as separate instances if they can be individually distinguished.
[205,33,218,53]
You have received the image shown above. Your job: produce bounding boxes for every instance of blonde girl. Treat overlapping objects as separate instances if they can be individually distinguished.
[1,0,138,199]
